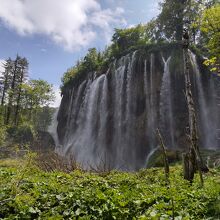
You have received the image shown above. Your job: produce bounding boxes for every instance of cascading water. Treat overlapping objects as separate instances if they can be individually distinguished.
[66,75,107,167]
[145,55,174,166]
[145,54,157,150]
[59,51,145,170]
[48,108,60,148]
[113,54,131,168]
[189,51,220,149]
[56,47,220,170]
[160,56,175,148]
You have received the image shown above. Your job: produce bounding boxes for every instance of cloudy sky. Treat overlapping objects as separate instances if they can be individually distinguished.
[0,0,161,106]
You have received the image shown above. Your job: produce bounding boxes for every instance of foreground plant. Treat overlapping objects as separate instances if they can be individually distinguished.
[0,157,220,219]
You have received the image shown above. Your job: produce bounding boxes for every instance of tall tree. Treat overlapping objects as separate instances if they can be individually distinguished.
[6,55,20,124]
[156,0,217,42]
[23,79,55,123]
[157,0,189,41]
[0,55,29,125]
[14,57,28,125]
[111,25,149,56]
[201,3,220,72]
[0,58,13,107]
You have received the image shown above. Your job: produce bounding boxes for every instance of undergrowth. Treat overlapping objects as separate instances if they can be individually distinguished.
[0,156,220,220]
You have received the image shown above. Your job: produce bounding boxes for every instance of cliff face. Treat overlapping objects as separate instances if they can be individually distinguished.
[56,45,220,170]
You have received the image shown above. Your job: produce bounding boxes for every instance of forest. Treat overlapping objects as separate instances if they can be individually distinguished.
[0,0,220,219]
[0,55,55,150]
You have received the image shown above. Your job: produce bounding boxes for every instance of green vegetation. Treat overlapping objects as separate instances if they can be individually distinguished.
[61,0,220,91]
[61,24,155,91]
[0,55,56,148]
[1,1,220,219]
[0,157,219,219]
[61,48,107,89]
[201,4,220,72]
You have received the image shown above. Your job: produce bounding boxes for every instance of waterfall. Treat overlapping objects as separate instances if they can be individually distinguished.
[148,54,157,148]
[144,54,159,166]
[66,75,106,167]
[58,51,146,170]
[57,48,220,171]
[160,56,175,147]
[48,108,60,149]
[189,52,219,149]
[124,51,138,168]
[96,75,108,156]
[145,55,174,167]
[113,54,131,168]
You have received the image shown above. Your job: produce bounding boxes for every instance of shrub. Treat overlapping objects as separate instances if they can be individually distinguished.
[7,124,36,144]
[0,126,6,146]
[34,151,81,172]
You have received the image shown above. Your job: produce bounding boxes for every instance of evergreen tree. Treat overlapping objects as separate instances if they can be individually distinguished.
[14,57,28,125]
[0,58,13,106]
[5,55,28,125]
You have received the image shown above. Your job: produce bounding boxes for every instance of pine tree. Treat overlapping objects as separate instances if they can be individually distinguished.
[0,58,13,106]
[3,55,29,125]
[14,57,28,125]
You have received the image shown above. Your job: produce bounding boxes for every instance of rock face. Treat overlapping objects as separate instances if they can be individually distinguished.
[56,45,220,170]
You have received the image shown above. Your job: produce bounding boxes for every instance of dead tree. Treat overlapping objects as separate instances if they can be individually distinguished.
[182,29,208,185]
[157,128,170,184]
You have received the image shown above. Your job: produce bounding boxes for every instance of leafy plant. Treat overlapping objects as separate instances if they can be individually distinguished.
[0,126,6,146]
[0,159,220,219]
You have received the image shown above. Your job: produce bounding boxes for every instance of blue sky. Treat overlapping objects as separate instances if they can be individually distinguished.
[0,0,161,106]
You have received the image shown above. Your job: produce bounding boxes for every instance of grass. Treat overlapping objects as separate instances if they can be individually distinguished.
[0,155,220,220]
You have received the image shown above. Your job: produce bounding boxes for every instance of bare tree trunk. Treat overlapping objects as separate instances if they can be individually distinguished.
[182,39,208,185]
[156,128,170,183]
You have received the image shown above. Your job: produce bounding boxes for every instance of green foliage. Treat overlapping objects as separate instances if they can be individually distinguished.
[0,161,220,219]
[33,106,56,132]
[156,0,213,42]
[0,126,6,146]
[61,25,155,90]
[19,80,55,133]
[157,0,187,41]
[146,149,180,168]
[61,67,79,87]
[61,48,106,89]
[201,3,220,72]
[0,55,55,131]
[6,124,36,144]
[25,79,55,108]
[0,55,29,125]
[111,24,152,58]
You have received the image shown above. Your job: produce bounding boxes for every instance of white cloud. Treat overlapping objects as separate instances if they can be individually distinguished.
[0,0,126,51]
